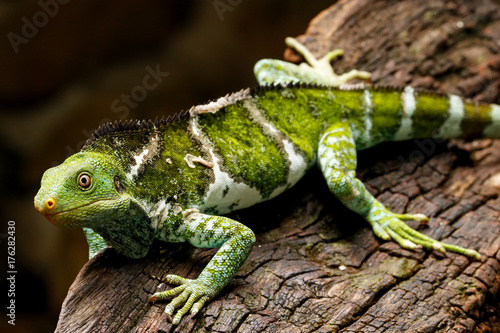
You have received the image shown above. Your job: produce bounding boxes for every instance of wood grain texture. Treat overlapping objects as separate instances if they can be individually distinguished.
[56,0,500,332]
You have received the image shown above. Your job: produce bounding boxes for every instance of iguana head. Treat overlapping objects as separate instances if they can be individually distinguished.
[34,152,132,228]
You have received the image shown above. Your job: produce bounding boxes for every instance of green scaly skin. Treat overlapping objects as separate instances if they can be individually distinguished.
[34,38,498,325]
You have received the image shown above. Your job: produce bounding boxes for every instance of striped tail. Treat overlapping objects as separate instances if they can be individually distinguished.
[351,86,500,149]
[395,86,500,140]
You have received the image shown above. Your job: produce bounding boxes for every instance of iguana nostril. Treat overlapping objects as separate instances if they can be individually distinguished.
[45,197,56,210]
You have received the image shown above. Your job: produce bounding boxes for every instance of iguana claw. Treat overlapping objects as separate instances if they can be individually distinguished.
[366,201,481,260]
[149,275,217,325]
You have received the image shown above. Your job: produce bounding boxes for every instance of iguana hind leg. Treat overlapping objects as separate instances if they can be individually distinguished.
[318,121,481,260]
[254,37,371,86]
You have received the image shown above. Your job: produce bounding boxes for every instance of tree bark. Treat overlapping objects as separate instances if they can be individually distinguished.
[56,0,500,332]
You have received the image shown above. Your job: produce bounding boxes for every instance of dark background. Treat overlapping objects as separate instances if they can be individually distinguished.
[0,1,337,332]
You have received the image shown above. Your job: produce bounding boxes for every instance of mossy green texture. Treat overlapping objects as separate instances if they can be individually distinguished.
[255,87,327,162]
[146,123,210,207]
[198,102,289,198]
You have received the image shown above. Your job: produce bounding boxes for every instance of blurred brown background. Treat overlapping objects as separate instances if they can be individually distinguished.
[0,1,336,332]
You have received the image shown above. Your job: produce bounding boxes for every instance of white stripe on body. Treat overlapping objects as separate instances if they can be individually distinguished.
[126,131,161,181]
[145,199,172,229]
[436,95,464,138]
[394,86,416,141]
[483,104,500,138]
[189,88,251,115]
[361,89,373,146]
[189,117,263,214]
[243,99,309,198]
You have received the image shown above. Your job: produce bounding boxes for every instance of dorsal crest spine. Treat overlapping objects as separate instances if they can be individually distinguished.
[83,110,190,148]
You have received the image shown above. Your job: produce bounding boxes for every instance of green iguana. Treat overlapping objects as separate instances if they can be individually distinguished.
[34,37,498,325]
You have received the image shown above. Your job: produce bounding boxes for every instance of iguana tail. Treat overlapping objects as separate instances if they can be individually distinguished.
[341,86,500,149]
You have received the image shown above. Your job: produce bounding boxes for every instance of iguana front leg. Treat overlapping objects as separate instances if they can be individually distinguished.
[318,121,482,259]
[254,37,371,86]
[149,210,255,325]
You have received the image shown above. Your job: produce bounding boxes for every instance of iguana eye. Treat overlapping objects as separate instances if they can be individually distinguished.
[114,176,123,194]
[78,173,92,189]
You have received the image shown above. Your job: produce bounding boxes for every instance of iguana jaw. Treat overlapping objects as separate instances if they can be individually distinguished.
[34,198,113,227]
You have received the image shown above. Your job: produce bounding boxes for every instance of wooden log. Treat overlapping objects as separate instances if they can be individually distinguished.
[55,0,500,332]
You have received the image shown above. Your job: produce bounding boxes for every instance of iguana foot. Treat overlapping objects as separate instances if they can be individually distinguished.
[254,37,371,86]
[149,275,217,325]
[285,37,372,85]
[366,201,481,260]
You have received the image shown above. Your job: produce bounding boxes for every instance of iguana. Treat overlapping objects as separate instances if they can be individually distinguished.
[34,37,499,325]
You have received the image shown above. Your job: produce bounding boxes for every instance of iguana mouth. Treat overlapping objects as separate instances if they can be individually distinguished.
[40,200,110,226]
